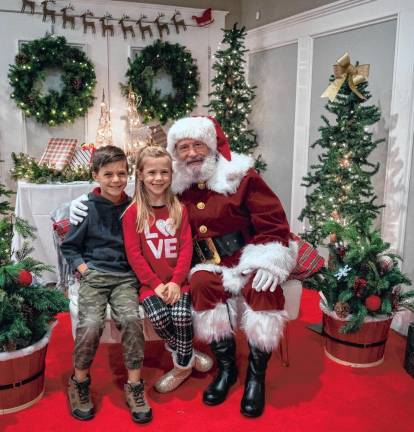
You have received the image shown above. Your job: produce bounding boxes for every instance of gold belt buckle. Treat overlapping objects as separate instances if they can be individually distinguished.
[195,237,221,264]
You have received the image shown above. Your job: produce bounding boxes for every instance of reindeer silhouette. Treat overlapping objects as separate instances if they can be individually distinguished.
[171,10,187,34]
[21,0,35,14]
[119,15,135,40]
[154,13,170,39]
[100,13,114,37]
[81,10,96,34]
[61,4,75,29]
[136,14,153,40]
[41,0,56,23]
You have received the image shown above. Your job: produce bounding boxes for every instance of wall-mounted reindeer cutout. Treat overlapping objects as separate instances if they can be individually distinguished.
[81,10,96,34]
[119,14,135,40]
[21,0,35,14]
[41,0,56,23]
[136,14,153,40]
[100,13,114,37]
[154,13,170,39]
[171,10,187,34]
[61,4,75,30]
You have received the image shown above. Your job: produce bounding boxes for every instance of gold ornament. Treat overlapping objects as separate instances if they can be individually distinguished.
[321,53,370,102]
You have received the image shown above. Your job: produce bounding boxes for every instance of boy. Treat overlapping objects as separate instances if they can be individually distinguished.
[61,145,152,424]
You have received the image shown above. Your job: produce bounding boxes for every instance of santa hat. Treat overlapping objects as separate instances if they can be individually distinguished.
[167,116,232,161]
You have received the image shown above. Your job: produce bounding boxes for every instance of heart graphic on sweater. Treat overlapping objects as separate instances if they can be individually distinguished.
[156,218,176,237]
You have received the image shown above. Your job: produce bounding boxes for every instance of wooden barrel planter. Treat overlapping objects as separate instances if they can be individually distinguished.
[323,311,393,368]
[0,324,55,414]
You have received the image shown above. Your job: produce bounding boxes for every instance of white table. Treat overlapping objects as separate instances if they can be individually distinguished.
[12,180,135,283]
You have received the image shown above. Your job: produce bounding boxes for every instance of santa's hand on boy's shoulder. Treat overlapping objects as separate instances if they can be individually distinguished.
[70,194,89,225]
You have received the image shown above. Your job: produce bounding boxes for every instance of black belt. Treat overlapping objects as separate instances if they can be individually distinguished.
[193,231,246,265]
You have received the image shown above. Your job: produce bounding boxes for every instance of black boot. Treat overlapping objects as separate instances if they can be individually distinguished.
[203,337,238,405]
[240,344,272,417]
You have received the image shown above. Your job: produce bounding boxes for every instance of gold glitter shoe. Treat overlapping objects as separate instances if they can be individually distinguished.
[194,350,213,373]
[154,366,193,393]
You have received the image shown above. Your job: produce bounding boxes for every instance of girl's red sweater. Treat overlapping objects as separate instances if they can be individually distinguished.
[122,204,193,299]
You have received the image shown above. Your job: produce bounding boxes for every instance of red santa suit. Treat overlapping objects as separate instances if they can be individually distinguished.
[168,118,298,353]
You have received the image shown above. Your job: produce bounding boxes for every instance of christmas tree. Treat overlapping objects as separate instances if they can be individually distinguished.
[299,54,413,333]
[299,54,384,246]
[95,90,113,147]
[0,183,68,352]
[207,23,266,171]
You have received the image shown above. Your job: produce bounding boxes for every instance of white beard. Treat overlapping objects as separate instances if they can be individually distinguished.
[174,152,218,184]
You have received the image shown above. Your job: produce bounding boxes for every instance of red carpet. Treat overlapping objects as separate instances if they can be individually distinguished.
[1,290,414,432]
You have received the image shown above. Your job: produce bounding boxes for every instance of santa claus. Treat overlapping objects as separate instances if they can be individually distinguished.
[69,116,297,417]
[166,116,297,417]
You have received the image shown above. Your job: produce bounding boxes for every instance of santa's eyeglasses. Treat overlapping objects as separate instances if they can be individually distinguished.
[176,141,208,156]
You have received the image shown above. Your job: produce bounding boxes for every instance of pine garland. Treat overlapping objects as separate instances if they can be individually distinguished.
[124,40,199,125]
[11,152,92,184]
[206,24,266,172]
[8,35,96,126]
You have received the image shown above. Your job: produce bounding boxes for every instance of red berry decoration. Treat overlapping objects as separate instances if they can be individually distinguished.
[18,269,33,286]
[365,295,381,312]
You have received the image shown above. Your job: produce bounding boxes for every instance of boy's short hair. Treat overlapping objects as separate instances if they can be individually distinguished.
[91,145,128,173]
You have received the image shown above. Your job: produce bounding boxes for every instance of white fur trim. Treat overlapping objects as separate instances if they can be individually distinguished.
[189,263,222,278]
[167,117,217,156]
[189,263,246,295]
[172,152,254,195]
[171,350,195,369]
[237,240,298,284]
[221,267,248,295]
[192,303,234,343]
[240,301,288,353]
[206,153,254,195]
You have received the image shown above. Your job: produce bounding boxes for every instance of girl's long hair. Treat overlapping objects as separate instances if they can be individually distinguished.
[129,145,182,232]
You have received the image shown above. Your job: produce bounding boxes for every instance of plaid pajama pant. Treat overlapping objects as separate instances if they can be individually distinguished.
[142,293,193,367]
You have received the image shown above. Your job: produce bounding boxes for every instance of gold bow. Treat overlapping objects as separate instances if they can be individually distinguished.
[321,53,370,102]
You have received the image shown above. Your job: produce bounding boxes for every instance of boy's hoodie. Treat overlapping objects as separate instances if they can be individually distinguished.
[61,188,132,273]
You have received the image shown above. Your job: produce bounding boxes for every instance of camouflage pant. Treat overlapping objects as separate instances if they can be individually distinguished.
[74,269,144,370]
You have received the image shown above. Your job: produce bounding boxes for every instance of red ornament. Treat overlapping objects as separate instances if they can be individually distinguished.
[365,295,381,312]
[18,269,33,286]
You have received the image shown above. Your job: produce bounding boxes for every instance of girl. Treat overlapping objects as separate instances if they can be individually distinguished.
[122,145,212,393]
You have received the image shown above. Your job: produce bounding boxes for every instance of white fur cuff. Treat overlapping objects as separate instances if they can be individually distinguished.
[237,240,298,284]
[192,303,234,343]
[240,302,288,353]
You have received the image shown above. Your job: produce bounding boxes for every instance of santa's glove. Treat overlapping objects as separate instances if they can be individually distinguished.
[242,268,279,292]
[69,194,89,225]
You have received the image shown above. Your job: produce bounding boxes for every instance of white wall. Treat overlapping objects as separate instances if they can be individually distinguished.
[0,0,226,189]
[247,0,414,334]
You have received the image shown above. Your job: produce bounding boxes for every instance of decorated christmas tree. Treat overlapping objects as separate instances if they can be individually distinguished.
[95,90,113,147]
[299,54,383,246]
[300,54,413,333]
[0,183,68,352]
[207,23,266,171]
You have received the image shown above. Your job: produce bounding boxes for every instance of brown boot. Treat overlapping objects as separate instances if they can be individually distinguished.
[125,380,153,424]
[67,375,94,421]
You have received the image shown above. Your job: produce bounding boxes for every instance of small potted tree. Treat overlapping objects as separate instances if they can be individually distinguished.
[0,183,68,414]
[304,221,413,367]
[299,53,413,366]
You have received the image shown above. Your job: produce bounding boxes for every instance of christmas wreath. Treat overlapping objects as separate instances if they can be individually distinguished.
[124,40,199,124]
[8,35,96,126]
